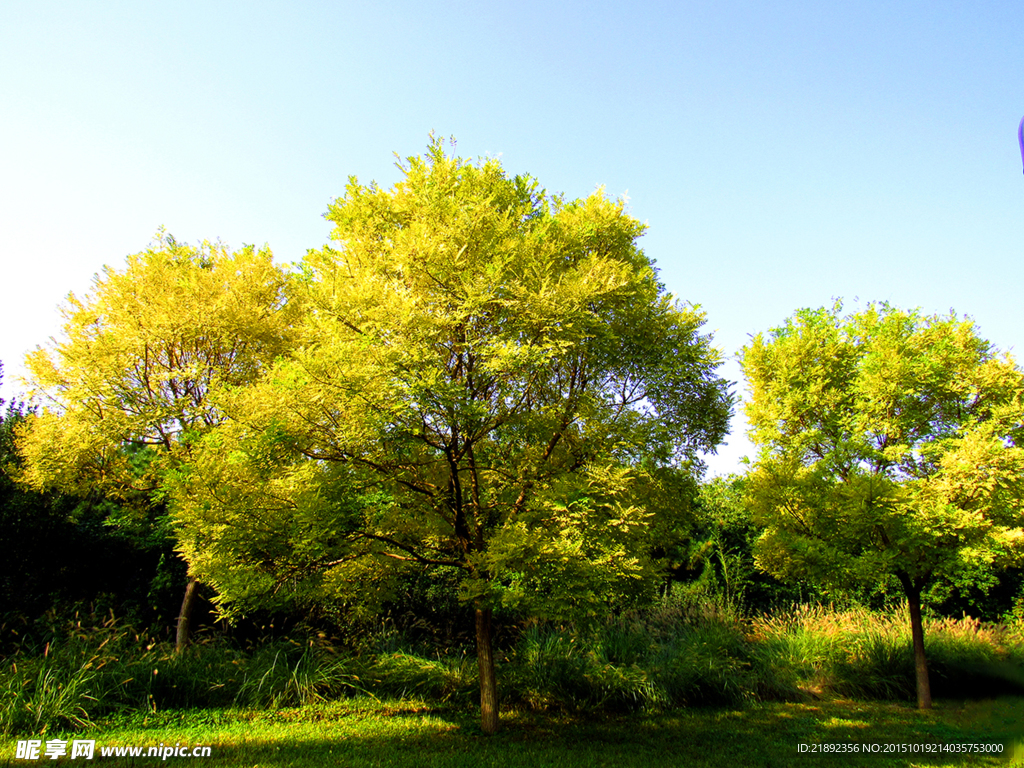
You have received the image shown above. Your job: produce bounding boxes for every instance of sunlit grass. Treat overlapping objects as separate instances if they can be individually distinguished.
[3,697,1021,767]
[3,599,1022,751]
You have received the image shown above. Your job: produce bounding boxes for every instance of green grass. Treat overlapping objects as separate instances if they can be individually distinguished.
[4,599,1023,768]
[5,601,1024,737]
[2,696,1022,767]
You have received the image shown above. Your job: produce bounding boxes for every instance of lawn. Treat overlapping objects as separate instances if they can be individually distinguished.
[4,696,1022,767]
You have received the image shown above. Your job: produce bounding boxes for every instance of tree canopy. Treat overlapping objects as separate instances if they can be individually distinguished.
[741,301,1024,708]
[172,138,732,731]
[17,233,293,648]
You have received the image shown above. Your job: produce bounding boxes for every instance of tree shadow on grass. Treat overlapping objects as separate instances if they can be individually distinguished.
[933,661,1024,700]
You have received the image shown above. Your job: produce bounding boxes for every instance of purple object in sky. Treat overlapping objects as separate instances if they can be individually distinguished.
[1019,116,1024,174]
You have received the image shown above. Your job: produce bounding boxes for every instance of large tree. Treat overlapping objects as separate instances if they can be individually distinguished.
[17,233,293,649]
[173,138,732,731]
[742,302,1024,708]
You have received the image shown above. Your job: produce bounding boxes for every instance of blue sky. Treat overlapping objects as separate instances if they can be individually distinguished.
[2,0,1021,475]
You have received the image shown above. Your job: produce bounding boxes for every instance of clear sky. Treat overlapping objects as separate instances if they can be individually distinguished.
[2,0,1021,476]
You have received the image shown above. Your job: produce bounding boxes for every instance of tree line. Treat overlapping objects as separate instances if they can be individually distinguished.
[4,138,1023,730]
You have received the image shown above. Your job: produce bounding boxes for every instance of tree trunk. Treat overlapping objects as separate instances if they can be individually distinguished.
[903,580,932,709]
[475,605,499,733]
[175,576,199,653]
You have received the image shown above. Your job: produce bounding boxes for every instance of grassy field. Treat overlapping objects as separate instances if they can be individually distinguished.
[3,696,1022,767]
[4,601,1023,765]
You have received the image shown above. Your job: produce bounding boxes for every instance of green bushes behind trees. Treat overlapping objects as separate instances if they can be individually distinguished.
[0,367,193,642]
[681,476,1024,623]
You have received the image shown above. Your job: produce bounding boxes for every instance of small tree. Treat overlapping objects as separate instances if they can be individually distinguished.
[742,302,1024,708]
[173,138,732,731]
[17,234,293,650]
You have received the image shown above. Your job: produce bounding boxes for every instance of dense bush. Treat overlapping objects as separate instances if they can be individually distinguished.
[0,390,191,638]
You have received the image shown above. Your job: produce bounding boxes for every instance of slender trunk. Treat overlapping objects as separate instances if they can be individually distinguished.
[902,580,932,709]
[175,576,199,654]
[475,605,499,733]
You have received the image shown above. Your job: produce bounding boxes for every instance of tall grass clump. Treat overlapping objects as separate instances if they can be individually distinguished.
[335,618,478,704]
[231,639,369,708]
[0,611,370,734]
[506,586,754,712]
[923,615,1024,697]
[747,603,906,700]
[0,658,98,734]
[356,651,478,703]
[0,610,243,734]
[750,603,1024,701]
[0,611,483,735]
[508,626,647,711]
[0,611,138,734]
